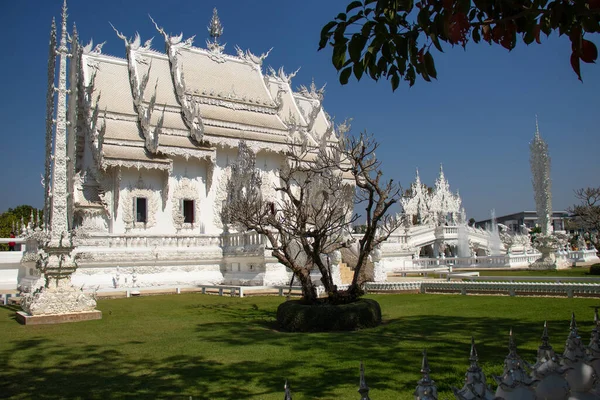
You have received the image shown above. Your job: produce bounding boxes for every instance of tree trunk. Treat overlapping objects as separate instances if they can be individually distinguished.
[297,270,318,304]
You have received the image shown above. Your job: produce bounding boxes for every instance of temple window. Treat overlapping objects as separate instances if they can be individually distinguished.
[183,199,195,224]
[135,197,147,223]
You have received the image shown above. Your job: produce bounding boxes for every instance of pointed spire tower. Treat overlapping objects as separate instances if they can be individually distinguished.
[49,0,71,242]
[18,1,100,323]
[529,116,552,236]
[43,17,57,230]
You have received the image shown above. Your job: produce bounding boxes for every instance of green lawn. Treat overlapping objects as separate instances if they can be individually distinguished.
[1,294,599,399]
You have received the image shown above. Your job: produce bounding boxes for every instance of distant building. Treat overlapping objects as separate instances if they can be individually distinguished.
[475,211,568,232]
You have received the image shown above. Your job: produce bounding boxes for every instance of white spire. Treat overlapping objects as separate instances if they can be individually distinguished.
[48,0,71,242]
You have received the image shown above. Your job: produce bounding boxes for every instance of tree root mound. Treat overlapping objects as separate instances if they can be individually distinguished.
[276,298,382,332]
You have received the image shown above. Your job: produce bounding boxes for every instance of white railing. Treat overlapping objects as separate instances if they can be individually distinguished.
[76,233,222,249]
[452,275,600,283]
[0,238,26,253]
[220,231,266,248]
[412,253,543,269]
[365,280,600,298]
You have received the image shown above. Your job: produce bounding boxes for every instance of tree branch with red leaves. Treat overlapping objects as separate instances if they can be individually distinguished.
[319,0,600,89]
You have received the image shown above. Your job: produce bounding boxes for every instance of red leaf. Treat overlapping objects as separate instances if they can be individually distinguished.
[492,25,503,44]
[482,25,491,42]
[571,52,582,81]
[581,39,598,64]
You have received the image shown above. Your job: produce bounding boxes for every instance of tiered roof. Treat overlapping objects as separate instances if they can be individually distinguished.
[78,9,335,171]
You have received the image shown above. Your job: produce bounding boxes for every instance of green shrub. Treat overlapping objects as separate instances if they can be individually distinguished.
[276,298,382,332]
[589,264,600,275]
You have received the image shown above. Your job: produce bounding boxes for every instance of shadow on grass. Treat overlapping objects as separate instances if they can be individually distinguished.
[0,301,597,399]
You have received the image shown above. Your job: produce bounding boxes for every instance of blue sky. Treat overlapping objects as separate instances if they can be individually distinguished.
[0,0,598,221]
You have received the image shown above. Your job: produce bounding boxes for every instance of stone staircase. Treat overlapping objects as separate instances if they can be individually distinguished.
[339,262,354,284]
[339,247,374,284]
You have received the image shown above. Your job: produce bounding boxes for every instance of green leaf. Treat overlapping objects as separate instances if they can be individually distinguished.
[336,13,347,22]
[423,51,437,79]
[417,8,431,33]
[540,16,552,36]
[319,21,337,50]
[472,27,481,43]
[405,64,416,86]
[332,44,347,70]
[353,62,364,81]
[361,20,376,37]
[340,66,353,85]
[349,34,368,62]
[346,0,363,13]
[429,33,444,52]
[391,73,400,91]
[382,41,392,61]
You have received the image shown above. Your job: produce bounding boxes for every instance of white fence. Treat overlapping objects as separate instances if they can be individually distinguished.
[412,249,599,269]
[281,313,600,400]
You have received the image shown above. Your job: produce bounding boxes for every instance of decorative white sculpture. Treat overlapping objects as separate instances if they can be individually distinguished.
[19,1,99,321]
[529,118,564,270]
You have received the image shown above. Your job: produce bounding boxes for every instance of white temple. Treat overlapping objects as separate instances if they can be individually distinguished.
[18,6,340,290]
[401,166,463,227]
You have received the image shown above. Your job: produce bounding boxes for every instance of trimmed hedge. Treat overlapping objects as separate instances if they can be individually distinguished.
[276,298,382,332]
[589,264,600,275]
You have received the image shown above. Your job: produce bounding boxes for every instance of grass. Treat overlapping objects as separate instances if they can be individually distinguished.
[1,293,599,399]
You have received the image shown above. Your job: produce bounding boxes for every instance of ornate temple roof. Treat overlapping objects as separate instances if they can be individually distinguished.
[78,8,335,168]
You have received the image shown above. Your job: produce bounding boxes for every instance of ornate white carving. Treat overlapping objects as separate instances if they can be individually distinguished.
[205,117,287,136]
[207,136,287,154]
[401,166,462,227]
[121,176,160,230]
[151,17,205,144]
[260,169,278,202]
[190,93,278,114]
[111,26,163,154]
[44,18,57,230]
[206,8,225,58]
[234,45,272,69]
[401,169,432,225]
[213,165,232,229]
[530,118,552,235]
[159,145,215,162]
[82,39,106,55]
[267,66,300,85]
[101,157,172,172]
[21,280,97,315]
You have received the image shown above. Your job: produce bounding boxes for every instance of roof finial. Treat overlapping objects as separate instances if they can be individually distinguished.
[206,8,225,54]
[208,8,223,43]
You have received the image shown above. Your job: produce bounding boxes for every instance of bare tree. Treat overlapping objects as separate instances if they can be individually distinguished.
[568,187,600,246]
[222,130,401,304]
